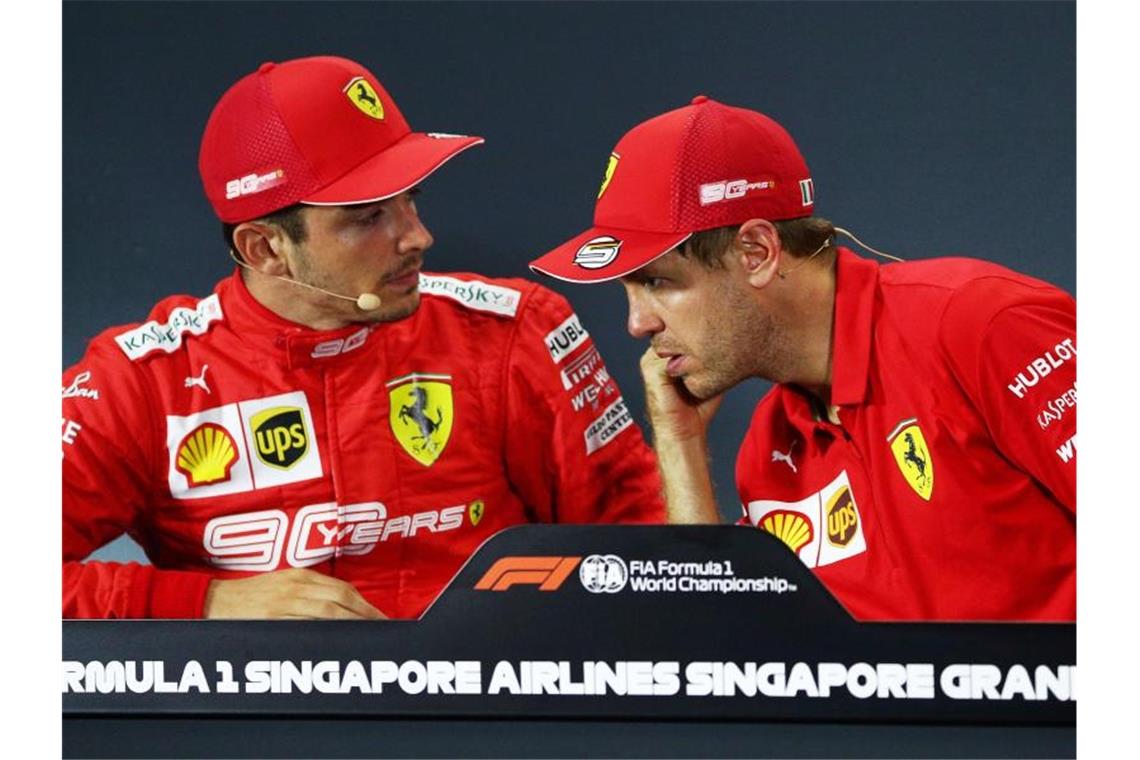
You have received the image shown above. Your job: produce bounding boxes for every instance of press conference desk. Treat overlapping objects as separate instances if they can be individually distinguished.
[63,526,1075,758]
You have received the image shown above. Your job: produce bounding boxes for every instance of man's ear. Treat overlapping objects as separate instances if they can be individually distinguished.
[736,219,782,289]
[232,222,292,277]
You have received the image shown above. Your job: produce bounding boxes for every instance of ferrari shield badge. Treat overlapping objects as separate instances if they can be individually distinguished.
[344,76,384,120]
[597,152,620,199]
[887,417,934,501]
[468,499,485,527]
[387,373,453,466]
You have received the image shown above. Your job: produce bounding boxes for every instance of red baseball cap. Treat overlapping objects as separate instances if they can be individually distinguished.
[199,56,484,223]
[529,95,814,283]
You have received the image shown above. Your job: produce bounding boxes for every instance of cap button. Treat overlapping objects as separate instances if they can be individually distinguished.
[691,94,709,105]
[258,62,276,74]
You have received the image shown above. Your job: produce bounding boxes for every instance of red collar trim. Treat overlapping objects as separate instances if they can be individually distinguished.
[829,247,879,407]
[219,269,380,369]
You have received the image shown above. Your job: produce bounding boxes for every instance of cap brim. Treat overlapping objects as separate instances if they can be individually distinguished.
[529,227,692,283]
[302,132,484,205]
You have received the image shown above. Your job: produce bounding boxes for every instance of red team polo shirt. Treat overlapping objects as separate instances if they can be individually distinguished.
[737,248,1075,621]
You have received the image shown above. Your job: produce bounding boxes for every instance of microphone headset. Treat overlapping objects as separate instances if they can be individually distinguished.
[776,226,905,279]
[227,249,383,311]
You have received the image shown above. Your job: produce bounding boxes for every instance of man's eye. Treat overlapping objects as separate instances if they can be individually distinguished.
[643,277,665,291]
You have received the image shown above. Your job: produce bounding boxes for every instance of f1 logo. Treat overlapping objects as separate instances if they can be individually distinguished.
[474,556,582,591]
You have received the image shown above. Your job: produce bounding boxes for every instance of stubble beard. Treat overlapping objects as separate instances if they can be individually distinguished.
[292,247,422,324]
[681,289,787,400]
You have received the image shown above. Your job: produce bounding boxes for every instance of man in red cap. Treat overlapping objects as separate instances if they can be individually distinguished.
[530,96,1075,621]
[62,56,663,620]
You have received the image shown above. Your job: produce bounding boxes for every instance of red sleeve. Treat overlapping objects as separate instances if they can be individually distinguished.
[502,286,665,524]
[939,278,1076,512]
[62,338,213,618]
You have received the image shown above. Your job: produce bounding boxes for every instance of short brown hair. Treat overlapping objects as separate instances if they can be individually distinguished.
[680,216,836,269]
[221,203,308,257]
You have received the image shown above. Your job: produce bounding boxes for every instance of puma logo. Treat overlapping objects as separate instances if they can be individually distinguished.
[771,441,798,473]
[184,364,211,395]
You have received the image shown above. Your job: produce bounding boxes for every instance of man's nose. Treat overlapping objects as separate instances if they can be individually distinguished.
[397,199,434,255]
[623,285,664,338]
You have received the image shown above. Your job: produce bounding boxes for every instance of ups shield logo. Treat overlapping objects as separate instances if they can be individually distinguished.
[388,373,454,466]
[888,418,935,501]
[826,487,859,546]
[251,407,309,469]
[344,76,384,120]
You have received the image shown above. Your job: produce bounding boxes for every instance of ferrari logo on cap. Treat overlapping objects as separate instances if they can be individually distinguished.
[388,373,454,466]
[887,418,934,501]
[598,152,620,199]
[344,76,384,120]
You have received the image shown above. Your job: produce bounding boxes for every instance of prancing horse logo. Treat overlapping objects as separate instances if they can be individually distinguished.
[902,432,929,486]
[888,418,935,501]
[398,387,442,441]
[344,76,384,120]
[387,373,454,466]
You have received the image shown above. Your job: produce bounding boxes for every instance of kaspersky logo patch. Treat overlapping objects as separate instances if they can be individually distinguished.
[598,152,619,199]
[175,423,238,487]
[388,373,454,466]
[887,417,935,501]
[250,406,309,469]
[344,76,384,120]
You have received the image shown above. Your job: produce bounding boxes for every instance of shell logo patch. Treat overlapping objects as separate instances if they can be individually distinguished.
[887,418,935,501]
[745,470,866,568]
[759,509,814,557]
[387,373,454,466]
[469,499,485,527]
[344,76,384,120]
[597,152,620,199]
[175,423,238,487]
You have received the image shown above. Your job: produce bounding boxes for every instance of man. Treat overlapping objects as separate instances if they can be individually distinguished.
[530,95,1075,621]
[62,56,663,620]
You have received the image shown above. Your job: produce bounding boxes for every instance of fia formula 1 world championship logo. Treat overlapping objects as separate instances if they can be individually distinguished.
[579,555,629,593]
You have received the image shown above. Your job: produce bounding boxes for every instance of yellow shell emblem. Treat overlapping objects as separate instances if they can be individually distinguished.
[759,509,814,556]
[175,423,238,487]
[597,152,620,199]
[469,499,485,527]
[344,76,384,120]
[888,418,935,501]
[387,373,454,466]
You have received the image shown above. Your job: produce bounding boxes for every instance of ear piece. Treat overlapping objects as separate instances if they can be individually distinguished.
[776,237,833,280]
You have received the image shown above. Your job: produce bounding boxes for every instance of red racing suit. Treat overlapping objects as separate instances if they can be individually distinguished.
[63,270,664,618]
[737,249,1075,621]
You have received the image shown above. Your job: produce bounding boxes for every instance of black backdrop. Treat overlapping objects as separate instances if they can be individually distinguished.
[63,0,1075,561]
